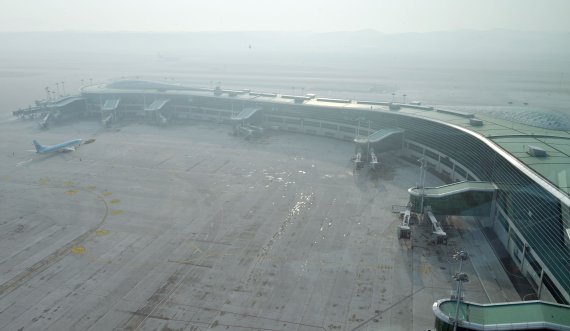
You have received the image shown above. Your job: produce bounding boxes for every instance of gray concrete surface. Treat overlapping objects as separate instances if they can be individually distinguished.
[0,120,519,330]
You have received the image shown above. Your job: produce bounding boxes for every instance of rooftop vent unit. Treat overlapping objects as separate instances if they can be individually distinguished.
[526,145,547,157]
[469,118,483,126]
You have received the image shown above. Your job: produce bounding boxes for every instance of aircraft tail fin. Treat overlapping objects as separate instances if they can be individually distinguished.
[33,140,44,153]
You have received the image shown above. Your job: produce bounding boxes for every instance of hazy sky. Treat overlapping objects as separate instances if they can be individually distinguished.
[1,0,570,33]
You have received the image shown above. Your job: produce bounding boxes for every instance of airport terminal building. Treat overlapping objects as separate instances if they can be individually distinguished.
[16,80,570,306]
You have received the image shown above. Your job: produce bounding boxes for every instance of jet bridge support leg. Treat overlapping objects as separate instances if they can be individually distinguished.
[398,206,412,239]
[425,206,448,245]
[482,189,498,228]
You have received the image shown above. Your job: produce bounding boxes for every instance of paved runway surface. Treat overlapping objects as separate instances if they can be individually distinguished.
[0,120,519,330]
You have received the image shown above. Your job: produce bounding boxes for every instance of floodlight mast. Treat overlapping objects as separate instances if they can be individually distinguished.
[452,251,469,331]
[418,158,427,215]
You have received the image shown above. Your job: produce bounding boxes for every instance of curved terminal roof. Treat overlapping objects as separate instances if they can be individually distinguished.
[82,80,570,200]
[107,80,189,91]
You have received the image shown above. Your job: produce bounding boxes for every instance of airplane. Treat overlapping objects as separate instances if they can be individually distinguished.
[33,139,83,154]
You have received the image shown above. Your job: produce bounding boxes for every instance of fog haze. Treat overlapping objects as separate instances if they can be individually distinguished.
[2,3,570,329]
[2,0,570,33]
[1,0,570,128]
[1,30,569,128]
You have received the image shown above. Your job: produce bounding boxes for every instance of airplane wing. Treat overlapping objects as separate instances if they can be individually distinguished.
[60,146,76,153]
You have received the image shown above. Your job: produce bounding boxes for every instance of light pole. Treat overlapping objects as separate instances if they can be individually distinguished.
[367,119,371,154]
[403,94,407,104]
[55,82,60,97]
[452,251,470,331]
[391,92,395,103]
[61,81,66,96]
[418,158,427,215]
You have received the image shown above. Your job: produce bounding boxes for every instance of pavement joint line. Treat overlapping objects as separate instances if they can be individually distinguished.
[351,286,426,331]
[0,184,110,297]
[132,257,210,330]
[163,298,326,330]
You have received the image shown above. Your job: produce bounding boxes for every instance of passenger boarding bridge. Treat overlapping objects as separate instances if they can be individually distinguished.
[13,96,86,128]
[408,181,498,216]
[101,98,120,127]
[144,99,170,125]
[231,107,264,138]
[433,299,570,330]
[353,127,404,170]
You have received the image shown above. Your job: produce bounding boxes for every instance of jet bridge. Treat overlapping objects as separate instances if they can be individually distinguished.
[425,206,447,244]
[232,107,264,138]
[145,98,170,112]
[14,96,85,120]
[101,98,120,127]
[433,298,570,330]
[408,181,497,216]
[45,96,85,109]
[352,150,363,170]
[231,107,262,122]
[145,99,170,125]
[352,147,379,170]
[39,112,51,129]
[102,98,120,111]
[353,128,404,169]
[354,127,404,151]
[369,148,379,169]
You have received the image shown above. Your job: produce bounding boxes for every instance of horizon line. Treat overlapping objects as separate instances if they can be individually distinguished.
[0,28,568,34]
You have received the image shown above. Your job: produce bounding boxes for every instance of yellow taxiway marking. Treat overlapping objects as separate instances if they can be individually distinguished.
[63,181,75,187]
[109,199,121,204]
[102,191,112,196]
[419,264,432,275]
[95,229,110,236]
[110,209,123,215]
[64,189,80,196]
[86,185,97,190]
[71,246,85,254]
[38,178,49,185]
